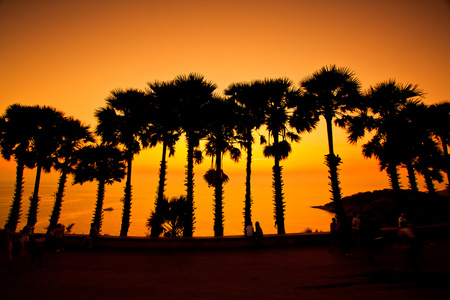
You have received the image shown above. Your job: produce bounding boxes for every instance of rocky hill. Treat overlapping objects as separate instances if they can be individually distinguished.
[313,189,450,227]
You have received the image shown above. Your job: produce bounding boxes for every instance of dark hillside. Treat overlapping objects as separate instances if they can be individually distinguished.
[313,189,450,227]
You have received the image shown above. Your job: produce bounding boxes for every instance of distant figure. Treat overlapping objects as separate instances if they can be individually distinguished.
[255,222,263,239]
[397,222,423,267]
[362,215,382,264]
[82,223,99,248]
[2,224,23,272]
[54,224,65,252]
[329,217,339,252]
[398,213,407,228]
[22,225,44,267]
[352,213,361,246]
[342,216,353,256]
[245,223,254,237]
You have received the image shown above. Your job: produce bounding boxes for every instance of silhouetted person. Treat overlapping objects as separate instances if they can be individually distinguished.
[53,224,65,252]
[397,222,423,267]
[398,212,407,228]
[362,215,382,264]
[2,224,23,272]
[82,223,99,248]
[21,225,43,267]
[245,223,254,238]
[352,213,361,246]
[341,216,353,256]
[254,221,263,246]
[329,217,339,252]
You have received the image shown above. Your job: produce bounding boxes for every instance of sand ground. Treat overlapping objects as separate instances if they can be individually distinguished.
[2,236,450,300]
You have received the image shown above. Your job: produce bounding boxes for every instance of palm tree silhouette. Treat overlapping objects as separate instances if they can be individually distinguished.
[26,106,66,229]
[147,196,188,237]
[397,100,436,194]
[48,117,93,231]
[74,145,126,232]
[348,80,424,193]
[174,73,217,237]
[261,78,300,234]
[1,105,37,231]
[203,97,241,236]
[224,81,267,232]
[145,80,182,237]
[300,65,362,222]
[428,101,450,188]
[95,89,150,236]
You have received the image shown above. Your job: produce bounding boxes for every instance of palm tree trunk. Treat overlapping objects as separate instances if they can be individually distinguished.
[325,116,335,155]
[406,161,419,194]
[7,162,25,232]
[273,133,285,234]
[324,116,345,223]
[244,139,253,230]
[27,164,42,228]
[93,179,106,232]
[48,169,68,231]
[405,161,422,223]
[441,138,450,188]
[423,170,436,194]
[184,136,195,237]
[120,153,133,236]
[151,141,167,237]
[214,149,224,236]
[387,163,401,192]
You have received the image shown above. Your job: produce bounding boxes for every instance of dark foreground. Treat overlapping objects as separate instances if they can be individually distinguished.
[2,237,450,300]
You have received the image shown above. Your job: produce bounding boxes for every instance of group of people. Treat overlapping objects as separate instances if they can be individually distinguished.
[245,221,264,244]
[1,224,46,272]
[329,213,382,261]
[1,222,70,272]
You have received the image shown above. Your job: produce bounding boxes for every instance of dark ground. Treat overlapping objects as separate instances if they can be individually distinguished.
[2,236,450,300]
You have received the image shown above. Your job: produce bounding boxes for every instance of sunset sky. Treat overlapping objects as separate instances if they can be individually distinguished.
[0,0,449,236]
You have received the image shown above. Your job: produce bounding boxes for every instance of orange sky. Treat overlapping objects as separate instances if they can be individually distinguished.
[0,0,449,235]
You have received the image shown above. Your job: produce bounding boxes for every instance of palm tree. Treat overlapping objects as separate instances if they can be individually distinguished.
[224,81,267,231]
[413,137,444,194]
[203,97,241,236]
[300,65,362,223]
[26,106,66,229]
[261,78,301,234]
[346,80,424,192]
[428,101,450,188]
[147,196,189,237]
[48,117,93,231]
[145,80,182,237]
[95,88,151,236]
[74,145,126,232]
[1,105,37,231]
[174,73,217,237]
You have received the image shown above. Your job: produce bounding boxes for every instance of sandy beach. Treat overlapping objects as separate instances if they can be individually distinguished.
[2,233,450,300]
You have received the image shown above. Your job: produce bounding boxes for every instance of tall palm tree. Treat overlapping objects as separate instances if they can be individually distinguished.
[174,73,217,237]
[428,101,450,188]
[74,145,126,232]
[261,78,300,234]
[1,104,36,231]
[300,65,362,223]
[26,106,66,229]
[145,80,182,237]
[224,81,267,231]
[95,88,151,236]
[203,97,241,236]
[48,117,93,231]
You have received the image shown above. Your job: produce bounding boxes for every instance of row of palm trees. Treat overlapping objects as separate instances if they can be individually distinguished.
[1,65,449,237]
